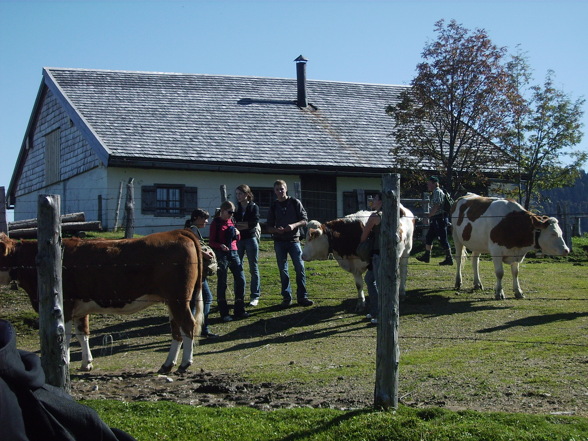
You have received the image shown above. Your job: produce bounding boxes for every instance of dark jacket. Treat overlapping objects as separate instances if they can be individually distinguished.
[266,197,308,242]
[0,319,136,441]
[233,201,260,240]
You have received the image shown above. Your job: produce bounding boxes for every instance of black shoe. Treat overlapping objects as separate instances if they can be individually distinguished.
[234,311,250,319]
[439,257,454,266]
[297,298,314,307]
[416,253,430,263]
[281,299,293,308]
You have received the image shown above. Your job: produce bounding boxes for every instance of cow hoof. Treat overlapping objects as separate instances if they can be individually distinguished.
[495,293,505,300]
[515,293,525,299]
[158,364,173,374]
[176,362,192,374]
[80,363,93,372]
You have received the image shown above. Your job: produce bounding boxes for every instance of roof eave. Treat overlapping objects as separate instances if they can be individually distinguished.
[108,156,391,178]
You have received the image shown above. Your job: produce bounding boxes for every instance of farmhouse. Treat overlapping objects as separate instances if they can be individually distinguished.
[6,57,502,235]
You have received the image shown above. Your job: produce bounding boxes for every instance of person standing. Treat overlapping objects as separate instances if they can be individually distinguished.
[266,179,314,307]
[360,193,382,324]
[417,176,454,265]
[185,209,218,338]
[234,184,262,307]
[209,201,249,321]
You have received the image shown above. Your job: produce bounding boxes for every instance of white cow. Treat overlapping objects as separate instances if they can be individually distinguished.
[302,205,415,311]
[452,194,570,299]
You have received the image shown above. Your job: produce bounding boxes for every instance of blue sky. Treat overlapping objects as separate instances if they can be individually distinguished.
[1,0,587,220]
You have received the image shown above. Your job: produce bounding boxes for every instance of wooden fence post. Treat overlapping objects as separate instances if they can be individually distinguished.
[293,182,302,200]
[124,178,134,239]
[37,194,70,391]
[220,185,228,203]
[114,180,123,231]
[374,173,400,409]
[0,186,7,234]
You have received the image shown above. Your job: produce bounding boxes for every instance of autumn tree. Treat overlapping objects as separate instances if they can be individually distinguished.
[500,51,586,209]
[387,19,519,195]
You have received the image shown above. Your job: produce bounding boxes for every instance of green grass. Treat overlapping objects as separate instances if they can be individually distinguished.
[2,234,588,440]
[84,400,588,441]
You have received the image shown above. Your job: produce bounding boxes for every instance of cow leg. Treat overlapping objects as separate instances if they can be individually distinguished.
[454,242,464,290]
[159,299,197,374]
[73,315,93,371]
[399,252,409,298]
[353,271,366,312]
[472,252,484,291]
[492,256,506,300]
[511,262,525,298]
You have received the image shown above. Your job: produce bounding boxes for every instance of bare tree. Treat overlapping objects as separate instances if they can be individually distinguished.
[387,20,518,194]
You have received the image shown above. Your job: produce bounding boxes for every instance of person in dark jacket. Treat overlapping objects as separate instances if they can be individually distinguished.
[266,180,313,307]
[234,184,262,306]
[0,319,136,441]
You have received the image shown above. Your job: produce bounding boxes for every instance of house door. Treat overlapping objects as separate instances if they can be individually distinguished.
[300,174,337,222]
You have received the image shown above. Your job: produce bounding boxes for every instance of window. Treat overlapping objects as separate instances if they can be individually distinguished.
[45,129,61,185]
[141,185,198,216]
[250,187,275,219]
[157,187,181,214]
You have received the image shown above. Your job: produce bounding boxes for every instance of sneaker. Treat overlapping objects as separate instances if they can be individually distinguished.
[366,313,372,320]
[370,318,378,324]
[281,299,292,308]
[297,298,314,307]
[439,257,454,266]
[416,253,430,263]
[221,315,233,322]
[249,298,259,307]
[202,331,219,339]
[234,311,250,319]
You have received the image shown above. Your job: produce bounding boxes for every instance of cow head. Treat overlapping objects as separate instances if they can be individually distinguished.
[533,216,570,256]
[302,223,330,261]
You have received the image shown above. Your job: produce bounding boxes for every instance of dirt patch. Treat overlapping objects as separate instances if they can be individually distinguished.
[71,369,371,410]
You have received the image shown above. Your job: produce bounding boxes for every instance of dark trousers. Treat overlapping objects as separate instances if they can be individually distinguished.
[425,215,451,250]
[215,250,246,317]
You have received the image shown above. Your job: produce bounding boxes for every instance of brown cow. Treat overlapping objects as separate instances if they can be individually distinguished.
[452,194,570,299]
[0,229,203,373]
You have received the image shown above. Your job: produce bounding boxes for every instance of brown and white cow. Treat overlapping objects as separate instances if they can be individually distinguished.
[302,206,415,311]
[0,229,204,373]
[452,194,570,299]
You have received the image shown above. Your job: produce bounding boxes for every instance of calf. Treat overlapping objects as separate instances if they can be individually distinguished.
[302,205,415,310]
[0,229,204,373]
[452,194,570,299]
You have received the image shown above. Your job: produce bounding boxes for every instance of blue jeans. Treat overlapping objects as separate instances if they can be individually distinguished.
[237,236,261,300]
[190,278,213,334]
[274,240,308,301]
[365,254,381,319]
[215,250,246,317]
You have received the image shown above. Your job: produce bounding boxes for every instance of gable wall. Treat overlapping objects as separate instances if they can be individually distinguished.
[15,87,102,198]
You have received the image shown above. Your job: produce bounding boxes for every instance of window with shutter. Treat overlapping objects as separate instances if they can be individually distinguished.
[141,185,197,216]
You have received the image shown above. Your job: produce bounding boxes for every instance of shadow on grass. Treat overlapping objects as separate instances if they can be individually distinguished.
[476,311,588,334]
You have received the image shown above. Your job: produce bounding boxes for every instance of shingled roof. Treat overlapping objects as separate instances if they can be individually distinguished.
[43,67,407,175]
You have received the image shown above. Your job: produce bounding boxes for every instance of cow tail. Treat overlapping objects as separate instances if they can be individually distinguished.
[181,229,204,337]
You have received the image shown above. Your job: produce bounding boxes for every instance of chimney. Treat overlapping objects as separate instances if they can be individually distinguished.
[294,55,308,107]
